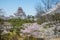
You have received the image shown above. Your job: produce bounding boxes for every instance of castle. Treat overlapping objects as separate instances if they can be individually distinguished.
[14,7,26,19]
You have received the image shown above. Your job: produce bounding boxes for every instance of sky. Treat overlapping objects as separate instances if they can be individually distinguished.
[0,0,41,16]
[0,0,60,17]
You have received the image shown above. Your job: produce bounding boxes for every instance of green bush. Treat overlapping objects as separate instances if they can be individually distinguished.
[37,18,43,24]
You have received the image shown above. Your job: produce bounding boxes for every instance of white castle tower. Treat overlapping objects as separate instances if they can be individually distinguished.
[14,7,26,19]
